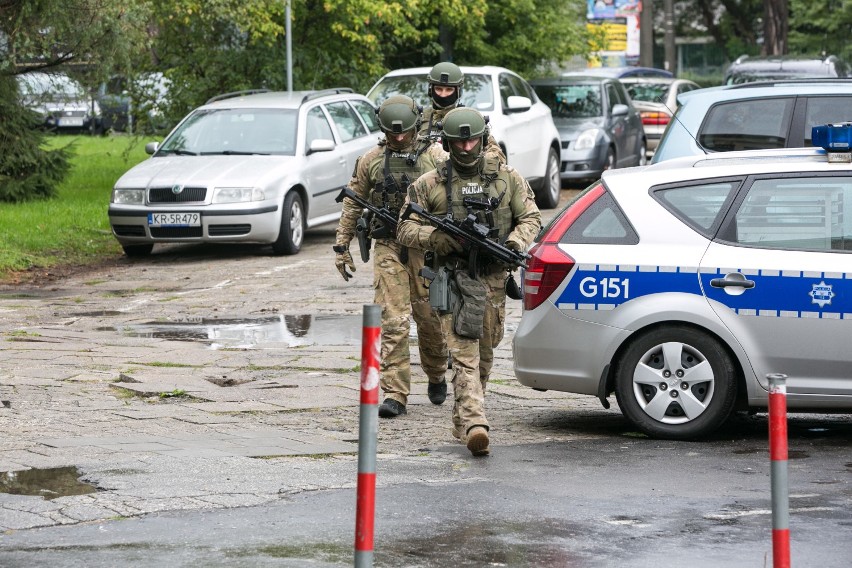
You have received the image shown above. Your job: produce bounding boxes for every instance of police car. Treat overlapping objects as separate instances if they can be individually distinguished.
[513,123,852,440]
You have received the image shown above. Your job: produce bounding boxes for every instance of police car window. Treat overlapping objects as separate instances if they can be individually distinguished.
[734,177,852,251]
[698,98,794,152]
[559,190,638,245]
[654,181,739,236]
[803,97,852,145]
[350,100,380,133]
[325,101,367,142]
[305,107,334,147]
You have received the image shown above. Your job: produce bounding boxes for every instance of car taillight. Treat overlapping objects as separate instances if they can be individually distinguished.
[523,184,605,311]
[640,111,670,126]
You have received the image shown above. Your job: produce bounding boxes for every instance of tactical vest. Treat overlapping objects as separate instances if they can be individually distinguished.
[367,142,434,239]
[443,156,514,242]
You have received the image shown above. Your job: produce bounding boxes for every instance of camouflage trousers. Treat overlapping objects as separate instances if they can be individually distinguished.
[445,270,507,437]
[373,240,447,406]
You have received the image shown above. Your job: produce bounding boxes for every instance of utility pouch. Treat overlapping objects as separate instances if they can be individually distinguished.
[452,271,487,339]
[355,211,372,263]
[422,266,458,315]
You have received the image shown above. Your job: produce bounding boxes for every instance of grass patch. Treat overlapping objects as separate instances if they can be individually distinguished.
[159,388,187,398]
[0,135,149,275]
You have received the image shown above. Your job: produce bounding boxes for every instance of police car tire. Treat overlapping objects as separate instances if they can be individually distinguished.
[613,326,738,440]
[272,191,304,255]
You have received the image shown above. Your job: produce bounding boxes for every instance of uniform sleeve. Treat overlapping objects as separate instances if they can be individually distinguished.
[504,169,542,248]
[485,133,506,166]
[334,150,373,248]
[396,174,438,251]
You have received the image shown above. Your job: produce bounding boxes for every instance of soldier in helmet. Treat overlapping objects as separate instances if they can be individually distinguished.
[397,107,541,456]
[333,95,449,418]
[421,61,506,165]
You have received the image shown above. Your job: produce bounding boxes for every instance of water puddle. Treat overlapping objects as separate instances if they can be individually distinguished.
[0,466,98,500]
[112,314,366,349]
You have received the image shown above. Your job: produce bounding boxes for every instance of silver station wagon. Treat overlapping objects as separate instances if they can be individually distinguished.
[514,127,852,439]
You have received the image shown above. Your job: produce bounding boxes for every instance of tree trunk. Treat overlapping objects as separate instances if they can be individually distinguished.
[763,0,788,55]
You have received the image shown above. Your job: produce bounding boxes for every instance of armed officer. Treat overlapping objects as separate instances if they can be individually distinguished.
[333,95,449,418]
[397,107,541,456]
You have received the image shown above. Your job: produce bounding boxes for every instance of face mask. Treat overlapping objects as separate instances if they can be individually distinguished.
[385,130,414,151]
[431,87,459,109]
[449,138,482,168]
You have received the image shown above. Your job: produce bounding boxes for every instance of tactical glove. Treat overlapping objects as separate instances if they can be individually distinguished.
[504,237,523,252]
[335,249,356,281]
[428,230,463,256]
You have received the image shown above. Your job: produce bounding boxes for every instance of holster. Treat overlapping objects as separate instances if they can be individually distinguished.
[355,211,372,262]
[421,265,458,315]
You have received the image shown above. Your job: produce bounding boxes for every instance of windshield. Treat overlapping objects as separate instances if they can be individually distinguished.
[368,73,495,112]
[17,72,87,102]
[158,108,298,156]
[533,83,602,118]
[625,83,670,103]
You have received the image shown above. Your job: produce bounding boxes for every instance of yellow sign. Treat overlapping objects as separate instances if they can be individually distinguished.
[587,20,627,52]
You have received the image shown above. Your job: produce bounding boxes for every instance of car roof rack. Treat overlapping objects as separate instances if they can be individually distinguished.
[301,88,354,104]
[205,89,272,104]
[727,78,852,89]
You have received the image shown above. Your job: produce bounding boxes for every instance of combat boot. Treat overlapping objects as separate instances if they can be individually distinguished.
[427,380,447,405]
[378,398,406,418]
[466,426,490,457]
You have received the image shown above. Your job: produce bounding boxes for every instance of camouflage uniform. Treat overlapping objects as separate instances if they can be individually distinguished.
[397,111,541,454]
[335,137,448,409]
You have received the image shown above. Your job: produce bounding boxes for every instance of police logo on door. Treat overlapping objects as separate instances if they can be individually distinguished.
[809,281,834,308]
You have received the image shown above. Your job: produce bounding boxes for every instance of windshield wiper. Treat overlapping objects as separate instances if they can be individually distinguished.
[200,150,271,156]
[159,148,198,156]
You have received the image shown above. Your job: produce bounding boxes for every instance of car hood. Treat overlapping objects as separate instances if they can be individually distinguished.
[553,116,606,141]
[114,155,298,189]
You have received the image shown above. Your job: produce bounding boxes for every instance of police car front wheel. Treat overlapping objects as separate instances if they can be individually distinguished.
[613,325,738,440]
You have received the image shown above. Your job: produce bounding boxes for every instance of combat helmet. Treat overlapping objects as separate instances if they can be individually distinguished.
[377,95,421,134]
[427,62,464,108]
[440,107,488,168]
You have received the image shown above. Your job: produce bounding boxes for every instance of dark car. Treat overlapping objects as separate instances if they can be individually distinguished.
[531,75,646,185]
[98,73,171,133]
[565,66,673,79]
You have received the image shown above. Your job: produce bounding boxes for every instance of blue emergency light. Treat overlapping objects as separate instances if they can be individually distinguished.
[812,122,852,151]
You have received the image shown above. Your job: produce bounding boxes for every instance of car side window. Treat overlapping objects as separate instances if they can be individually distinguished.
[305,107,334,148]
[803,97,852,146]
[350,100,380,133]
[734,177,852,251]
[498,73,517,108]
[559,190,638,245]
[698,98,794,152]
[606,83,619,112]
[324,101,367,142]
[654,181,741,236]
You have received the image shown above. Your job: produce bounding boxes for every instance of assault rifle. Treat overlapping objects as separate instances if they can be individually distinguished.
[335,187,400,262]
[401,201,530,277]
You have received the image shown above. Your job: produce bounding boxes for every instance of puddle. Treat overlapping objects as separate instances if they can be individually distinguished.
[112,314,366,349]
[0,466,98,500]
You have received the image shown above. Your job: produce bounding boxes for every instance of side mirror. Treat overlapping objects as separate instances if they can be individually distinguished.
[505,95,532,114]
[145,142,159,155]
[308,139,335,154]
[612,103,629,117]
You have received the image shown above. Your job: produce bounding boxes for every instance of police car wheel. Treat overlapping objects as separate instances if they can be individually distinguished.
[271,191,304,255]
[613,325,738,440]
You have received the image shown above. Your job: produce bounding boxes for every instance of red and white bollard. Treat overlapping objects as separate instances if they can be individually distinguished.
[768,373,790,568]
[355,304,381,568]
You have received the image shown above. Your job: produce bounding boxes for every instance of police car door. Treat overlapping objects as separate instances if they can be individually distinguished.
[700,174,852,398]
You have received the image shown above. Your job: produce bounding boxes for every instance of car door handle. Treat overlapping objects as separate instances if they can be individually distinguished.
[710,275,755,289]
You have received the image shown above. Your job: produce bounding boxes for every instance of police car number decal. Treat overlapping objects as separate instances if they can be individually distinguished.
[557,265,701,310]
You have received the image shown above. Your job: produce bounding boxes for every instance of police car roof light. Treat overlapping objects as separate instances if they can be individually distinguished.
[812,123,852,163]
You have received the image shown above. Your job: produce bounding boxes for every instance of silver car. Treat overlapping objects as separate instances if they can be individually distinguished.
[109,89,379,256]
[514,136,852,439]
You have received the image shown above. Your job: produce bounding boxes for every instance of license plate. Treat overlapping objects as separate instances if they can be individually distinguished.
[148,212,201,227]
[58,117,84,127]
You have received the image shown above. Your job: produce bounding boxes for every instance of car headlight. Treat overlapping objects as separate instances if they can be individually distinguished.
[112,188,145,204]
[574,128,601,151]
[212,187,265,203]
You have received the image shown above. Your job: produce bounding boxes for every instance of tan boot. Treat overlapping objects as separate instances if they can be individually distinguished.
[466,426,490,457]
[451,424,465,442]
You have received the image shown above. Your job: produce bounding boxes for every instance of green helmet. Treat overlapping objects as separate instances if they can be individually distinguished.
[377,95,421,134]
[440,108,488,167]
[427,62,463,108]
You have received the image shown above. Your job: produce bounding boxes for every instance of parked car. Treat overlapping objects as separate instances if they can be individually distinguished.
[16,71,101,133]
[108,88,380,257]
[514,131,852,439]
[620,77,701,157]
[566,66,673,79]
[653,79,852,163]
[366,65,563,208]
[530,75,646,185]
[98,72,171,133]
[724,54,848,84]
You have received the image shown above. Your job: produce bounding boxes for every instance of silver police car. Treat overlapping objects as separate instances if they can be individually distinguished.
[514,128,852,439]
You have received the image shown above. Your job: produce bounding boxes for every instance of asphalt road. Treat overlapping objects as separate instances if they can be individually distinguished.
[1,191,850,566]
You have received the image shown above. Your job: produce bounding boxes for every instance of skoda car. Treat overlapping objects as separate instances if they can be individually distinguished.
[366,66,563,209]
[108,89,379,257]
[514,133,852,439]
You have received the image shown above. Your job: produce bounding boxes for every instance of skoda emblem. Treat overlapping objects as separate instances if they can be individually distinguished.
[171,184,183,195]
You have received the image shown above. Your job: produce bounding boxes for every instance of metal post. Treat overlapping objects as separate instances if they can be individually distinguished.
[767,373,790,568]
[285,0,293,92]
[355,304,381,568]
